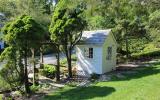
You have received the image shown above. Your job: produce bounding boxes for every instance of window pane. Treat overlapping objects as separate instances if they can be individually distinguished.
[107,47,112,60]
[84,48,89,57]
[89,48,93,58]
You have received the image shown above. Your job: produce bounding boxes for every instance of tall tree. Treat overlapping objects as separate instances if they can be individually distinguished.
[50,0,87,78]
[2,15,45,93]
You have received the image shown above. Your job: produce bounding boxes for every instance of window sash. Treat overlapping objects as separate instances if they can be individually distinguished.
[89,48,93,58]
[107,47,112,60]
[84,47,93,58]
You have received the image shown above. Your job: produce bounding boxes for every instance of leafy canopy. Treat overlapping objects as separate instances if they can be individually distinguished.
[2,15,45,49]
[49,0,87,45]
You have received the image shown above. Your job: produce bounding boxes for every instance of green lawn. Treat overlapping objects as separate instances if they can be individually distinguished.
[44,62,160,100]
[0,94,2,100]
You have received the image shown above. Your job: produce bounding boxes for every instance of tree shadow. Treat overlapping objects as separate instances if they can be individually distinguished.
[111,61,160,81]
[44,86,115,100]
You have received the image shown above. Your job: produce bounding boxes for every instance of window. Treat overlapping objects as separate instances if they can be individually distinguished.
[107,46,112,60]
[89,48,93,58]
[84,47,93,58]
[84,48,89,57]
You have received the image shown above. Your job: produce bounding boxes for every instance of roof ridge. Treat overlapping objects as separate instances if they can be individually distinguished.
[79,29,111,44]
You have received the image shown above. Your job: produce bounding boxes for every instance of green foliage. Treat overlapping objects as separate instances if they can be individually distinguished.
[87,16,105,29]
[42,45,57,55]
[44,62,160,100]
[0,63,23,91]
[49,0,87,44]
[0,15,45,93]
[71,54,77,61]
[0,94,2,100]
[120,38,149,54]
[132,43,160,59]
[148,10,160,44]
[0,75,10,91]
[2,15,45,49]
[39,64,56,79]
[90,73,100,82]
[50,0,87,77]
[0,46,24,91]
[60,58,68,66]
[149,10,160,30]
[133,50,160,60]
[60,55,77,66]
[30,85,41,93]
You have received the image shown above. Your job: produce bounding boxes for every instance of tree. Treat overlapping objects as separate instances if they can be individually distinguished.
[0,46,24,92]
[1,15,45,94]
[50,0,86,78]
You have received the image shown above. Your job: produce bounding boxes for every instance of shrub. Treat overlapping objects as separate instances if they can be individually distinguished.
[39,64,56,79]
[60,58,67,66]
[132,50,160,60]
[132,44,160,60]
[71,54,77,61]
[0,62,23,91]
[30,85,41,93]
[89,73,100,82]
[0,75,10,91]
[60,54,77,66]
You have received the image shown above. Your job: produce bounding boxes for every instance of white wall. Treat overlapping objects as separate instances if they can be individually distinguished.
[76,44,103,75]
[102,33,117,73]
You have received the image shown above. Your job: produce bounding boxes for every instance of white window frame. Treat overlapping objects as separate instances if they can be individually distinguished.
[84,47,93,58]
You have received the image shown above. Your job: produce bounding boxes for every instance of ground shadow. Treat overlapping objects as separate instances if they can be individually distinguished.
[44,86,115,100]
[111,61,160,81]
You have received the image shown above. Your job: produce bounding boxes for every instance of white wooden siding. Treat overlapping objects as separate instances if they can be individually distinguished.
[76,45,102,75]
[102,33,117,73]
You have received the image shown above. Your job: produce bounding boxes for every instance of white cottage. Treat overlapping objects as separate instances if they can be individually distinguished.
[76,29,117,76]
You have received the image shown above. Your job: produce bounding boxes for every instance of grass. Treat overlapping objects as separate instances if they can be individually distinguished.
[43,61,160,100]
[0,94,2,100]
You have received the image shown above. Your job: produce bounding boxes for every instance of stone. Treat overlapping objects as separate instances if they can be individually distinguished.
[99,75,111,81]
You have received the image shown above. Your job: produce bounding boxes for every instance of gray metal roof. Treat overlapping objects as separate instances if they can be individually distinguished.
[79,29,111,44]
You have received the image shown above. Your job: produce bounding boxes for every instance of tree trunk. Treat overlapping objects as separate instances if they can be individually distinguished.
[24,48,30,94]
[40,46,44,68]
[125,35,129,59]
[18,51,24,83]
[55,45,60,82]
[125,27,129,60]
[67,47,72,78]
[31,48,36,86]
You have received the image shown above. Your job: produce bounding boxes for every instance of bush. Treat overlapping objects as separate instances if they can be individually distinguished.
[89,73,100,82]
[43,45,56,55]
[30,85,41,93]
[0,75,10,91]
[132,50,160,60]
[71,54,77,61]
[60,58,67,66]
[60,54,77,66]
[0,62,23,91]
[132,44,160,60]
[39,64,56,79]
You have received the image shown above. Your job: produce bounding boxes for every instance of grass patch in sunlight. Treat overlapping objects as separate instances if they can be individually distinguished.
[43,61,160,100]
